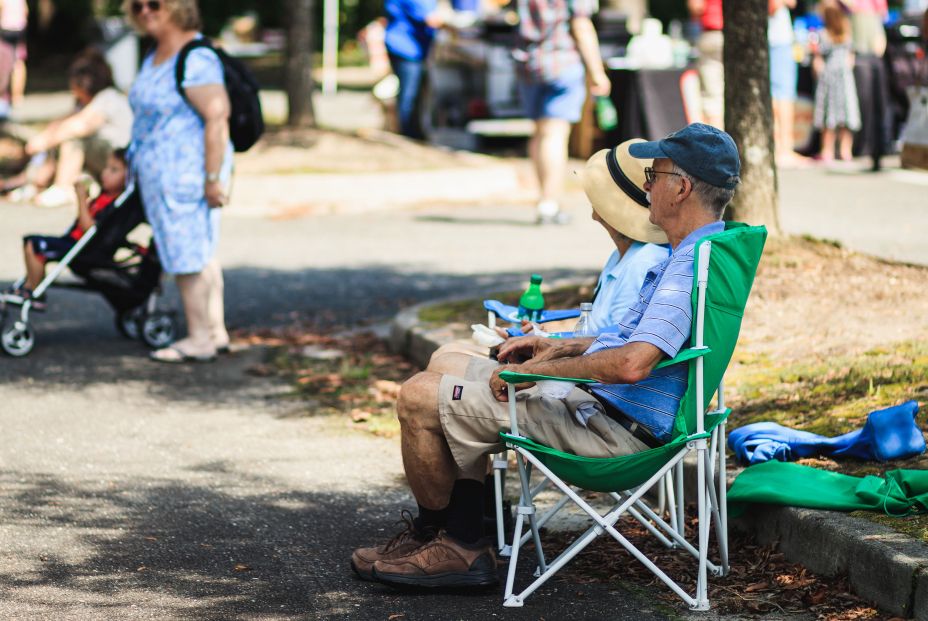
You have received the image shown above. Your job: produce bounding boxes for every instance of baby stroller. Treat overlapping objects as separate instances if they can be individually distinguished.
[0,184,179,357]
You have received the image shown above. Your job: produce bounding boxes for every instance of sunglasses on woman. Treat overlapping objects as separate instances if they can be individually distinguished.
[131,0,161,14]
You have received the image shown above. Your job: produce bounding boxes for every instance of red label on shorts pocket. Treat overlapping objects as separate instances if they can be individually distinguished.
[452,385,464,400]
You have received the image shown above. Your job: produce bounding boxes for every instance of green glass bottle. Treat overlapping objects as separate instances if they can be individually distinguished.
[595,96,618,132]
[517,274,545,321]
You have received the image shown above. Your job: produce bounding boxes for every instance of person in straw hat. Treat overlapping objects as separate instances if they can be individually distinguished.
[422,138,669,369]
[352,123,740,591]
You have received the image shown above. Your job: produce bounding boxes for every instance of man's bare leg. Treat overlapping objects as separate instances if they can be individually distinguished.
[531,118,571,223]
[397,371,459,510]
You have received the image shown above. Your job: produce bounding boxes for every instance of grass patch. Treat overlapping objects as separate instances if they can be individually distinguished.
[729,340,928,437]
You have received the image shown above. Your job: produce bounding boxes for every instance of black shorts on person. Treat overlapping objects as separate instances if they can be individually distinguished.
[24,235,77,262]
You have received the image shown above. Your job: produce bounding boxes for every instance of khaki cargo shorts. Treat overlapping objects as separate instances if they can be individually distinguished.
[438,357,648,479]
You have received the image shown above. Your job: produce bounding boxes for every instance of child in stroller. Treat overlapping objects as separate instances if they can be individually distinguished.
[14,149,128,308]
[0,151,178,357]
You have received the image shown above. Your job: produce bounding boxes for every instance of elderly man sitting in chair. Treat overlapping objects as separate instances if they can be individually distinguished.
[352,123,742,590]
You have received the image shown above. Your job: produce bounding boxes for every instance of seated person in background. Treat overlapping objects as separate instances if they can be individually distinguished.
[427,139,670,374]
[352,123,741,590]
[3,49,132,208]
[10,148,128,308]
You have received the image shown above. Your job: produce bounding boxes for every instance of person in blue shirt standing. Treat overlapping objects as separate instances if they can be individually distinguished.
[384,0,444,138]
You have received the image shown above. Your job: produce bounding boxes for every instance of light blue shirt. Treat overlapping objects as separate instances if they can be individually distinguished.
[584,221,725,443]
[590,242,671,334]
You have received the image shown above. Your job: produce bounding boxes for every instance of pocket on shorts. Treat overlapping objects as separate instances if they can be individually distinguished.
[163,170,205,213]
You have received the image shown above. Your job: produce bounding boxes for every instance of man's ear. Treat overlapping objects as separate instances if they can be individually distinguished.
[676,176,692,204]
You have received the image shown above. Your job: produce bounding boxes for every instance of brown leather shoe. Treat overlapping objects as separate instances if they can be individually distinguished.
[371,531,498,588]
[351,511,433,581]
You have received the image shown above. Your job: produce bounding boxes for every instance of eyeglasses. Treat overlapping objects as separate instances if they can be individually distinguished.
[644,167,683,185]
[131,0,161,15]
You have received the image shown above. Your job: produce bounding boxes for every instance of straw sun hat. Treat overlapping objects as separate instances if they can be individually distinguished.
[579,139,668,245]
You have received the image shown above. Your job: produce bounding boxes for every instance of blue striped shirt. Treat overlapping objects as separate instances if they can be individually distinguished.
[584,221,724,443]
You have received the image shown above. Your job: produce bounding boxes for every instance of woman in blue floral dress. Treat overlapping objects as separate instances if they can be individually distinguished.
[124,0,233,362]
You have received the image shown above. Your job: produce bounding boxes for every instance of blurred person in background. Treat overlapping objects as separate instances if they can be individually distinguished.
[0,0,27,107]
[124,0,232,363]
[814,3,862,162]
[688,0,724,129]
[842,0,888,57]
[2,50,133,208]
[769,0,801,165]
[513,0,611,225]
[384,0,446,138]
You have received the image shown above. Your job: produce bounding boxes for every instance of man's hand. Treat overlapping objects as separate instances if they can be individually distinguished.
[497,335,549,363]
[489,365,535,402]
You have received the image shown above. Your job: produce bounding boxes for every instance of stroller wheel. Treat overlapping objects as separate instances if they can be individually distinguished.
[140,312,177,349]
[2,322,35,357]
[116,307,145,340]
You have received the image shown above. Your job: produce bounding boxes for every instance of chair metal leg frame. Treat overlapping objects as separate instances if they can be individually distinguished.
[614,492,724,575]
[503,444,706,608]
[493,451,510,555]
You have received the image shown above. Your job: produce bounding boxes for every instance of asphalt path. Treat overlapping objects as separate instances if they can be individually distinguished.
[0,197,680,620]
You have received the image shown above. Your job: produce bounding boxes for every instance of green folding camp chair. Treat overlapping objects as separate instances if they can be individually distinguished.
[496,223,767,610]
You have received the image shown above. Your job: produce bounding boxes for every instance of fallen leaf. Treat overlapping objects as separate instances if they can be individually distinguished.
[234,563,251,572]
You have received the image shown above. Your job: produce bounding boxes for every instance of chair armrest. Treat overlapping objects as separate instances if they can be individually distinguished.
[498,371,597,384]
[499,347,711,385]
[654,346,711,370]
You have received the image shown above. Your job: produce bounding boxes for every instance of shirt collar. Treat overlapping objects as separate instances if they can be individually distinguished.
[672,221,725,255]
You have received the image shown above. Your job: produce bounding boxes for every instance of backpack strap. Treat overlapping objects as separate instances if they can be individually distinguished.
[175,37,214,102]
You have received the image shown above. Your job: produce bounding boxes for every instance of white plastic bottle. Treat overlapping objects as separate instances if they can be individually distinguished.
[573,302,595,337]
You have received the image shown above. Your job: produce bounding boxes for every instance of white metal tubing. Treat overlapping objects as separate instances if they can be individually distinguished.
[708,428,719,479]
[675,461,685,535]
[503,512,526,599]
[666,474,679,534]
[510,450,700,606]
[694,438,710,610]
[507,384,519,436]
[517,493,572,547]
[657,476,667,516]
[719,420,730,574]
[529,477,551,498]
[628,495,721,573]
[694,241,711,436]
[702,449,726,569]
[494,457,507,552]
[627,505,674,548]
[32,223,99,299]
[513,449,547,573]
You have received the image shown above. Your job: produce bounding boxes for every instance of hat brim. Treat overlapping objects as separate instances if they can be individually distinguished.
[579,142,669,245]
[628,140,668,160]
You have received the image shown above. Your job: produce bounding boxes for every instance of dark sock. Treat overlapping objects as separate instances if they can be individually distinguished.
[414,504,447,534]
[483,474,496,516]
[445,479,485,545]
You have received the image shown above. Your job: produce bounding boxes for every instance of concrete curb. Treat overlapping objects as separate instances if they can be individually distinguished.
[388,294,928,619]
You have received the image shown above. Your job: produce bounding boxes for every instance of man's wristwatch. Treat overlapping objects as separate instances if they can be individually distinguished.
[206,171,222,183]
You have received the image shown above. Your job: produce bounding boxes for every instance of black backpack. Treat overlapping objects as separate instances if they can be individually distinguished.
[175,39,265,152]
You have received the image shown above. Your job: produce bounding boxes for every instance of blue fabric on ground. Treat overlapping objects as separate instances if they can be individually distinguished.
[728,401,924,465]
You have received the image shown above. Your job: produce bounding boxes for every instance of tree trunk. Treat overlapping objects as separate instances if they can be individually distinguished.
[722,0,781,234]
[286,0,316,128]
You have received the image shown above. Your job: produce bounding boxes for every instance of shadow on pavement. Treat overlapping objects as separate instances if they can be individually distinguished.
[0,469,670,620]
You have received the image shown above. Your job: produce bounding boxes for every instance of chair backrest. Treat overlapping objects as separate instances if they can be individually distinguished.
[670,222,767,441]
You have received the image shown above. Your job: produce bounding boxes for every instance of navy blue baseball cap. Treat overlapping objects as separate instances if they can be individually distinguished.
[628,123,741,190]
